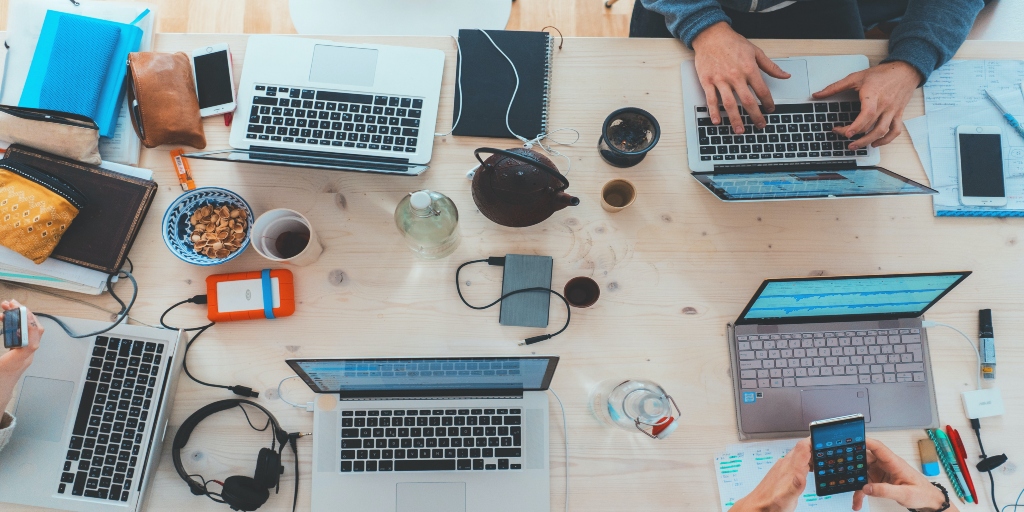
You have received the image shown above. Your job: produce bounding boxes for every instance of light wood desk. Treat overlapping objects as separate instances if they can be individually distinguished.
[4,35,1023,512]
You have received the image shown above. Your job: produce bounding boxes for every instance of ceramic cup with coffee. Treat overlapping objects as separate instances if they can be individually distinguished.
[251,209,323,266]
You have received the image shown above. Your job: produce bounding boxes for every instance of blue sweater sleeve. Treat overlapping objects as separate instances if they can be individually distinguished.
[640,0,732,48]
[882,0,985,83]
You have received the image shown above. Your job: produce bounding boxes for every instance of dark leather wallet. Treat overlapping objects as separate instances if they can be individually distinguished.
[3,145,158,274]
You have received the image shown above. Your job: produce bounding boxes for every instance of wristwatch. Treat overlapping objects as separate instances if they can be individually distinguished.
[909,482,951,512]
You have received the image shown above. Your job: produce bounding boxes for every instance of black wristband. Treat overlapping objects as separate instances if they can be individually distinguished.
[908,482,950,512]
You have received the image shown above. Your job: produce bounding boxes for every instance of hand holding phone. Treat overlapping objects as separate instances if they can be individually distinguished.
[810,414,867,496]
[956,125,1006,207]
[191,43,236,117]
[2,306,28,349]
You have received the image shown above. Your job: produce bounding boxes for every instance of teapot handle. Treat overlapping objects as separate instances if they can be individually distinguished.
[474,147,569,190]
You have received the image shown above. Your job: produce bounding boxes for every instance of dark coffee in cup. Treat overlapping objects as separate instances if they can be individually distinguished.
[275,230,310,259]
[564,277,600,308]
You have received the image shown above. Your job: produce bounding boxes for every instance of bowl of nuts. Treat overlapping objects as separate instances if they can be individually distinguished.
[162,187,254,266]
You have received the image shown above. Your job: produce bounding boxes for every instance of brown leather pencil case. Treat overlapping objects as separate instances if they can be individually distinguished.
[126,52,206,149]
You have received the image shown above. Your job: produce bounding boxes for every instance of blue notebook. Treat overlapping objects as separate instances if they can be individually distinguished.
[19,10,145,137]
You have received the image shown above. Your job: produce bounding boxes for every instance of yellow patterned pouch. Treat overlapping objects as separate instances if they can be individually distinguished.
[0,161,86,263]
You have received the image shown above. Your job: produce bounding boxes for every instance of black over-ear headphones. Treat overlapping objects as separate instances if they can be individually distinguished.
[172,399,303,512]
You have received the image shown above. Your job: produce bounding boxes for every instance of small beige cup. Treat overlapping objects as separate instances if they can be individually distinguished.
[251,209,324,266]
[600,179,637,212]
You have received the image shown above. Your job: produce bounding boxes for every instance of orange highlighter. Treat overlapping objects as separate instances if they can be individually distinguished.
[946,425,979,504]
[170,149,196,191]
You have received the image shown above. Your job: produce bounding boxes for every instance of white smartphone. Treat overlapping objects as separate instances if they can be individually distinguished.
[191,43,236,118]
[956,125,1007,207]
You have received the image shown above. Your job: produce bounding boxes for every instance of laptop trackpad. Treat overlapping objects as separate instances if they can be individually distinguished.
[397,482,466,512]
[801,387,870,425]
[310,45,378,87]
[14,377,74,442]
[761,59,810,100]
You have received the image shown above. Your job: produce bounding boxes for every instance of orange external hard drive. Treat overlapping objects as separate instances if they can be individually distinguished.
[206,269,295,322]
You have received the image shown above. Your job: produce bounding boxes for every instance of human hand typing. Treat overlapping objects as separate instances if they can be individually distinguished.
[692,22,791,135]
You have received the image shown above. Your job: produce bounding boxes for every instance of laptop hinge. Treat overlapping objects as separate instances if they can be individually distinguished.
[712,160,859,174]
[248,145,411,165]
[337,388,525,400]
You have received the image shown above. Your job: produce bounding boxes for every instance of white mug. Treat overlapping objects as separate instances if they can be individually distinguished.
[251,209,323,266]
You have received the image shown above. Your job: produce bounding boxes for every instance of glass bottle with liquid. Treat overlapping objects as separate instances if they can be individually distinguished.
[590,379,679,438]
[394,190,460,259]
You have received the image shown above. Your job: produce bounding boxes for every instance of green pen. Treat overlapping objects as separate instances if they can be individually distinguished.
[931,429,973,504]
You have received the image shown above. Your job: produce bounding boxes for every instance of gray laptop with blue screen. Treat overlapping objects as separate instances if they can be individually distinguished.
[288,356,557,512]
[729,272,970,439]
[693,163,937,202]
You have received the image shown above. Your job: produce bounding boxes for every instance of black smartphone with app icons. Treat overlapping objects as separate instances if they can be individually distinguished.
[810,414,868,496]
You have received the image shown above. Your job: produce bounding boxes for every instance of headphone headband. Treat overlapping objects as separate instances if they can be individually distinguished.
[474,147,570,189]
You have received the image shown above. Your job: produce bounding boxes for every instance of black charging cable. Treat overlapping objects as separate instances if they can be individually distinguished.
[455,257,570,345]
[160,295,259,398]
[972,417,1009,512]
[36,258,139,338]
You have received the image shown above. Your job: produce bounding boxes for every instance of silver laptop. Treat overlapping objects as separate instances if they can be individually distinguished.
[186,35,444,176]
[682,55,881,174]
[691,164,936,202]
[288,356,558,512]
[0,316,185,511]
[728,272,970,439]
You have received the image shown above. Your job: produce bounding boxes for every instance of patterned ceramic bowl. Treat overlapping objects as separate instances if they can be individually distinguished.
[161,187,254,266]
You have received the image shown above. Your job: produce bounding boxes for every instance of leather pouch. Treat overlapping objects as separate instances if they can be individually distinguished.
[0,160,87,263]
[0,105,101,165]
[126,52,206,149]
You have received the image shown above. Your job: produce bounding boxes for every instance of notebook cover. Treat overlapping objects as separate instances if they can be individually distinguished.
[19,11,142,137]
[3,145,157,274]
[498,254,552,328]
[452,29,551,140]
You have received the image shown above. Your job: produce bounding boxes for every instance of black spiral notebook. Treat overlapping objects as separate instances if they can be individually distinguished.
[452,29,552,140]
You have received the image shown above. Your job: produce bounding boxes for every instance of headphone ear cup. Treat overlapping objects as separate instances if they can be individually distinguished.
[220,476,269,511]
[253,448,281,489]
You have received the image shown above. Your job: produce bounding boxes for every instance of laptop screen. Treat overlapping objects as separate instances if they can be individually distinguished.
[693,168,936,201]
[736,272,970,324]
[287,356,559,396]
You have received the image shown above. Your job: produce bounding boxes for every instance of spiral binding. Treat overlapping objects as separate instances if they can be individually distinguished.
[541,34,552,137]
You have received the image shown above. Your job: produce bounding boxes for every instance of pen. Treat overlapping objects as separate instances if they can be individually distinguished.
[933,429,973,504]
[984,89,1024,141]
[946,425,979,503]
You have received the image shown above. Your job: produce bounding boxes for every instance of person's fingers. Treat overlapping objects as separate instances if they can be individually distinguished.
[862,482,912,504]
[748,75,775,118]
[813,73,857,99]
[701,80,721,125]
[865,439,900,465]
[7,299,21,309]
[717,83,745,134]
[842,98,878,137]
[871,116,904,147]
[852,490,865,511]
[851,112,892,149]
[736,86,765,128]
[754,49,790,79]
[25,310,43,350]
[0,301,10,311]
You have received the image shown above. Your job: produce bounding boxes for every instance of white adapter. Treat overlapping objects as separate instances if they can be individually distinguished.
[962,387,1005,419]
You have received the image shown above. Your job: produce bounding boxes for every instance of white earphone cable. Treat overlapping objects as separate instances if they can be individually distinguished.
[548,388,569,512]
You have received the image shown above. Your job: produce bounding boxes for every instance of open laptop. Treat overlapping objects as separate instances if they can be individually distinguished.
[692,163,937,202]
[728,272,971,439]
[0,316,185,511]
[288,356,558,512]
[185,35,444,176]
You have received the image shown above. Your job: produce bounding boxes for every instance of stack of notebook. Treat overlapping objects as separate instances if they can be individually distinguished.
[0,146,157,294]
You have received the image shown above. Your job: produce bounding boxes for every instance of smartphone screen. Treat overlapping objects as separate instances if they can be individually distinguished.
[811,415,867,496]
[193,50,234,109]
[3,308,21,349]
[958,133,1004,198]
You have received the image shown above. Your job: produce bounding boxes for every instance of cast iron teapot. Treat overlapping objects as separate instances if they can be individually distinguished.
[471,147,579,228]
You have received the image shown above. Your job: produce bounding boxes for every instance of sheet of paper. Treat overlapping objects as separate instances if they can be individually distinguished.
[925,87,1024,214]
[924,60,1024,112]
[99,157,152,180]
[0,246,109,293]
[716,439,868,512]
[905,115,932,182]
[98,98,142,165]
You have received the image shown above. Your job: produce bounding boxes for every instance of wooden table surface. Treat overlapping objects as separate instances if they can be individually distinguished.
[4,35,1023,512]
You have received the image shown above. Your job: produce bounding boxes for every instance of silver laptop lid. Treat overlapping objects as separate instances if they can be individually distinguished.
[735,272,971,326]
[692,162,937,201]
[287,356,559,398]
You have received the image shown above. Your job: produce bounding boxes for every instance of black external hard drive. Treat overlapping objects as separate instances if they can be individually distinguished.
[498,254,552,328]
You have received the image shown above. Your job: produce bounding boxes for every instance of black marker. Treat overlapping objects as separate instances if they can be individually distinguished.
[979,309,995,380]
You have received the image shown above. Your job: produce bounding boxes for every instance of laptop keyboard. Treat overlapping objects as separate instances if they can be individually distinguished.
[696,102,869,161]
[59,336,164,501]
[340,408,524,473]
[247,84,423,153]
[737,329,925,389]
